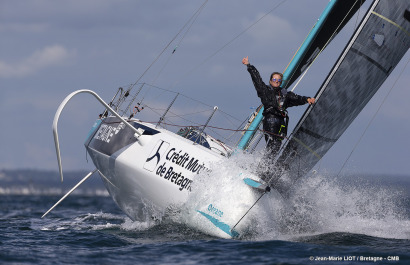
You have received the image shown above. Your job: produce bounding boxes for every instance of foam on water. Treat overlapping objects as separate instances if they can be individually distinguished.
[255,174,409,240]
[169,152,266,238]
[34,211,157,233]
[118,216,157,231]
[174,152,410,240]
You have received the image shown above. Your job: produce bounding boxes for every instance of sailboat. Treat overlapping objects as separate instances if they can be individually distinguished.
[44,0,410,238]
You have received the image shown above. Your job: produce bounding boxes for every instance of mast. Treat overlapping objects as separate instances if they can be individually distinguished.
[237,0,364,151]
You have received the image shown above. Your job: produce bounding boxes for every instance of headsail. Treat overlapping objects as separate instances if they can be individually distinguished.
[275,0,410,192]
[237,0,365,150]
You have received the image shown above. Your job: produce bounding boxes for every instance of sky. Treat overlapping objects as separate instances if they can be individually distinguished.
[1,0,409,176]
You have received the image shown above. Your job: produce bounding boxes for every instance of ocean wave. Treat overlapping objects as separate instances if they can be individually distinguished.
[252,172,410,241]
[176,152,410,241]
[0,186,109,196]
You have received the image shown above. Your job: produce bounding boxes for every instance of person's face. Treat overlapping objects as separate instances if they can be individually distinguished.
[269,74,282,88]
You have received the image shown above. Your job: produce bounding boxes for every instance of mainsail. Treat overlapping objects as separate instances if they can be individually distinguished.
[275,0,410,192]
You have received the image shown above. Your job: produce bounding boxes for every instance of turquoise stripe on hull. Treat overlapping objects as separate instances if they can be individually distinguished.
[197,210,239,238]
[84,119,102,145]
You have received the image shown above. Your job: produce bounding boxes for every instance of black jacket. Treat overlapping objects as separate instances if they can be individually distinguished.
[247,64,308,117]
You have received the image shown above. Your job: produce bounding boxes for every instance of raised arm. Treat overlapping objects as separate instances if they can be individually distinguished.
[242,56,266,95]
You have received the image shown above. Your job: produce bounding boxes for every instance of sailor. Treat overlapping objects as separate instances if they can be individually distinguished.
[242,56,315,160]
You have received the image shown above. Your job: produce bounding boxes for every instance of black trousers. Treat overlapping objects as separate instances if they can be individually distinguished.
[262,114,287,159]
[258,114,287,183]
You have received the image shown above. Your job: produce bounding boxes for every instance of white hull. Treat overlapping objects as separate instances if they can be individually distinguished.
[85,116,265,238]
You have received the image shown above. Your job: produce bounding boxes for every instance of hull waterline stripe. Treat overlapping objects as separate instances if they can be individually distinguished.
[197,210,239,238]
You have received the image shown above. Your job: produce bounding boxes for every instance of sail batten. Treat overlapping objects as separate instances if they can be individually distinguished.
[275,0,410,192]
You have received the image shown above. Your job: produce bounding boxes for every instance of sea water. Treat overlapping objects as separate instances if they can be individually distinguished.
[1,166,409,264]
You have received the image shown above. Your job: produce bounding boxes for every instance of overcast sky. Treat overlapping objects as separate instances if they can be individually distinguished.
[1,0,409,176]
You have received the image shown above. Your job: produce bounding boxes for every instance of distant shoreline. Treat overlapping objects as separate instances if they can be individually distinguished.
[0,169,108,196]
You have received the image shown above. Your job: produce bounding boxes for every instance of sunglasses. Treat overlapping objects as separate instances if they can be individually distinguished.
[272,78,282,82]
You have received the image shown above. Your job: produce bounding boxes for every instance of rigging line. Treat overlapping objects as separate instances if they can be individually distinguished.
[151,1,209,85]
[131,82,243,125]
[137,82,214,109]
[175,1,208,51]
[122,83,145,116]
[231,191,268,232]
[283,23,316,74]
[178,92,243,122]
[125,1,210,95]
[164,111,210,127]
[289,0,362,92]
[138,82,179,106]
[206,121,240,141]
[170,0,289,89]
[290,66,308,92]
[210,107,242,123]
[166,109,212,118]
[139,119,284,141]
[164,110,219,126]
[217,111,241,128]
[137,2,209,107]
[139,105,166,118]
[336,56,410,178]
[160,106,212,128]
[353,0,363,31]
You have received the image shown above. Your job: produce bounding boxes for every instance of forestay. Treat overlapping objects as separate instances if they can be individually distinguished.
[276,0,410,191]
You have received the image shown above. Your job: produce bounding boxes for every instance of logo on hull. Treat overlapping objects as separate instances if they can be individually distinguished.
[143,140,170,172]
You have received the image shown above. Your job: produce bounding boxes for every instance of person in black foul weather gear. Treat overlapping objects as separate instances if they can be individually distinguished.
[242,56,315,162]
